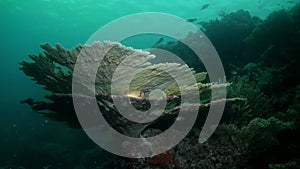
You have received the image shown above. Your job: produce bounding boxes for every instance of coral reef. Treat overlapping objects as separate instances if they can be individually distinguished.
[20,41,230,137]
[200,10,261,70]
[113,5,300,168]
[105,115,292,169]
[227,78,272,126]
[19,3,300,169]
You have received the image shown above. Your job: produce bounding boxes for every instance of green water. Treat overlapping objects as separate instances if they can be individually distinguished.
[1,0,300,168]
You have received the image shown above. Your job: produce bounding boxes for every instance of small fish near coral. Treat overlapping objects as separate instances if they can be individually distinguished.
[126,90,146,99]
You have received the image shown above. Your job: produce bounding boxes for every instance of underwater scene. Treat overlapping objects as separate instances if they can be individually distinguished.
[1,0,300,168]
